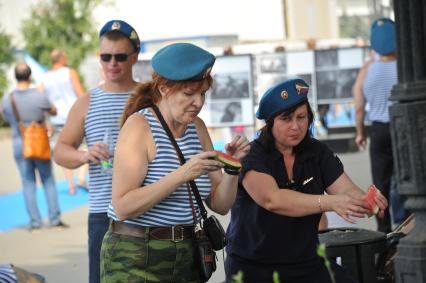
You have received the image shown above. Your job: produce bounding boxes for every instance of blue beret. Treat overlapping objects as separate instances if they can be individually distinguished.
[256,78,309,121]
[151,43,215,81]
[99,20,140,52]
[370,18,395,55]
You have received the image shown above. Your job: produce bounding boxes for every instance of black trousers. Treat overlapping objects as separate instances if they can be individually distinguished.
[225,255,358,283]
[369,122,393,233]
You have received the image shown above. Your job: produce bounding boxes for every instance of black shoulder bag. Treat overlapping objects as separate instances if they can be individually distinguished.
[151,105,227,280]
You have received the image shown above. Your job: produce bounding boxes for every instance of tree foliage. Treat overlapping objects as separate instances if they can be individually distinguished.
[0,27,14,98]
[21,0,105,69]
[0,27,14,127]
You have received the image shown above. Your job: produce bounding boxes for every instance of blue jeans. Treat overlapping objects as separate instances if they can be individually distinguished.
[88,212,109,283]
[390,176,409,226]
[13,138,61,227]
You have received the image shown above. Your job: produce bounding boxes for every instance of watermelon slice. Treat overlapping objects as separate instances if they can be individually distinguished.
[364,185,380,217]
[214,150,242,170]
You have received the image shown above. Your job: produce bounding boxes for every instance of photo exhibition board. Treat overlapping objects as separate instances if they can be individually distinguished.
[132,47,368,129]
[198,54,255,128]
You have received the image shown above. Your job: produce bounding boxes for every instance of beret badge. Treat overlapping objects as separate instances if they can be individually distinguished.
[111,21,121,30]
[295,82,309,95]
[280,90,289,100]
[130,31,138,40]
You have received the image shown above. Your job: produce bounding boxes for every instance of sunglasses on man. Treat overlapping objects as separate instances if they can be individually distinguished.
[100,53,134,62]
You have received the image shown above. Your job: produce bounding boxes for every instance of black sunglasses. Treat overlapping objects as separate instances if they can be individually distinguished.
[100,53,133,62]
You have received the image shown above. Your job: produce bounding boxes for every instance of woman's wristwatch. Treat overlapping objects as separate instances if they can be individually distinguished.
[224,168,240,175]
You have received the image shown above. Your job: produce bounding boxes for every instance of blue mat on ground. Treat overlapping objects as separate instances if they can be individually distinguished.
[0,180,88,232]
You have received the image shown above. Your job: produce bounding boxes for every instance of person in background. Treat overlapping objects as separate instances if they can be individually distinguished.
[274,45,286,53]
[0,264,46,283]
[223,45,234,56]
[1,63,67,231]
[39,49,87,195]
[225,78,388,283]
[353,18,408,233]
[100,42,250,282]
[53,20,140,283]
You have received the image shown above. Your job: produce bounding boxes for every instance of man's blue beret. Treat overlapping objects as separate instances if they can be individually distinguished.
[256,78,309,121]
[370,18,395,55]
[99,20,140,52]
[151,43,215,81]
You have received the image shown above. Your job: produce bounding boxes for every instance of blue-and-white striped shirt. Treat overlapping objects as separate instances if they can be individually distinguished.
[84,87,130,213]
[363,60,397,123]
[0,264,17,283]
[108,108,212,226]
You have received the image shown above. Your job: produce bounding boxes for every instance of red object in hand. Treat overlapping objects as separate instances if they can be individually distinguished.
[364,185,380,217]
[213,150,242,170]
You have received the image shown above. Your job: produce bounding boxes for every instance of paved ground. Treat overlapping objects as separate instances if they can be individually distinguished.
[0,129,376,283]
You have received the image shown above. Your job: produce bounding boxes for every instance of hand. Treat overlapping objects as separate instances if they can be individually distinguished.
[355,134,367,151]
[46,124,54,137]
[374,189,389,219]
[179,151,224,183]
[224,135,251,160]
[79,142,109,164]
[332,194,370,224]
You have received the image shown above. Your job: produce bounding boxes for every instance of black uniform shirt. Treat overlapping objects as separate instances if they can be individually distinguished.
[226,137,344,265]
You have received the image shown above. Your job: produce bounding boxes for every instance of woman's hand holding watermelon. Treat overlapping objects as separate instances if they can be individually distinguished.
[332,194,371,224]
[180,151,224,182]
[363,185,388,218]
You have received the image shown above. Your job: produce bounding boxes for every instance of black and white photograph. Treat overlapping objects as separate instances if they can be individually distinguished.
[258,53,287,73]
[316,70,338,100]
[212,101,243,123]
[336,68,359,99]
[133,60,153,83]
[202,99,254,127]
[315,49,338,69]
[200,54,255,127]
[210,72,250,99]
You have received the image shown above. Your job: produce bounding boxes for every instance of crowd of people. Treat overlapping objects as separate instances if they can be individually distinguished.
[0,16,408,283]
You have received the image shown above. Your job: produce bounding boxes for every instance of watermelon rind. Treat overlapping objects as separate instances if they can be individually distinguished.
[214,151,242,170]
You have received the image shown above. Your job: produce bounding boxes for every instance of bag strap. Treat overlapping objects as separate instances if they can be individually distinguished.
[151,104,208,220]
[9,92,22,123]
[186,183,199,225]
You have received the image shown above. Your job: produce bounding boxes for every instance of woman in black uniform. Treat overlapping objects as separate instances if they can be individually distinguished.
[225,78,388,283]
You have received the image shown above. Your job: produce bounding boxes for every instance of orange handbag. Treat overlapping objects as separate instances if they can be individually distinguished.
[19,122,51,160]
[10,93,51,161]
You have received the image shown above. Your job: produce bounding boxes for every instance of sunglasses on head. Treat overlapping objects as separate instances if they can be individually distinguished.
[100,53,133,62]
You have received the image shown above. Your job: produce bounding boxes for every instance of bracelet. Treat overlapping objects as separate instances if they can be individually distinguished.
[224,167,240,176]
[318,196,323,212]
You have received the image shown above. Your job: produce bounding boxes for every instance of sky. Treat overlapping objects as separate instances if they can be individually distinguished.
[0,0,285,47]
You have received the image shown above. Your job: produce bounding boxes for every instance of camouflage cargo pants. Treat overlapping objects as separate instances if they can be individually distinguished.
[100,227,202,283]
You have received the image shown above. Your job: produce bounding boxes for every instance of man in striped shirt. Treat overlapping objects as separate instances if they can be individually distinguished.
[53,20,140,283]
[353,18,408,233]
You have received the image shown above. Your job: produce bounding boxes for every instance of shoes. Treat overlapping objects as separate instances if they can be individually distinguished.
[77,183,89,192]
[27,225,42,233]
[49,221,70,230]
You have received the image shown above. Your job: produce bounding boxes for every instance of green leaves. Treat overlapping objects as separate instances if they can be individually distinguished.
[21,0,105,69]
[232,270,244,283]
[0,26,13,102]
[317,243,336,283]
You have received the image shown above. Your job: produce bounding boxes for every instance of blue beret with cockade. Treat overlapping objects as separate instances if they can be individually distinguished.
[370,18,395,55]
[99,20,140,52]
[256,78,309,121]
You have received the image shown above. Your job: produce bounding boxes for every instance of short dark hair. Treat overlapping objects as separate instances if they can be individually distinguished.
[14,63,32,82]
[258,100,315,153]
[101,30,137,53]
